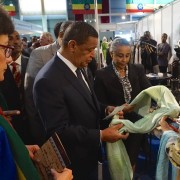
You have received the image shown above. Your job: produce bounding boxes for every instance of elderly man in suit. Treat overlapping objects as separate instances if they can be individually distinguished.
[33,21,128,180]
[0,30,30,143]
[24,21,73,144]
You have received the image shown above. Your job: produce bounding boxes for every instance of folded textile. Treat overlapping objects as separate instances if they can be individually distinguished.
[106,85,180,180]
[156,130,179,180]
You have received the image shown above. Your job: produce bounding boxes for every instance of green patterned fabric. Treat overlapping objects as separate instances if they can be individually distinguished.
[107,85,180,180]
[0,93,40,179]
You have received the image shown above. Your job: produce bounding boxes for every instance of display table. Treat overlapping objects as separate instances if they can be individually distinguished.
[146,73,172,86]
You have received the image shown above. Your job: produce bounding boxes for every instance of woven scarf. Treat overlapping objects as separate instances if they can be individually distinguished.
[112,62,132,103]
[156,130,179,180]
[0,93,40,180]
[106,85,180,180]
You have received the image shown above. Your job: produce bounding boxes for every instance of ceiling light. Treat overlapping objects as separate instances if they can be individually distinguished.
[122,15,126,20]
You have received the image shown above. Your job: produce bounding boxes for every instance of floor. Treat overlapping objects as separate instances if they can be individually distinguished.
[133,135,160,180]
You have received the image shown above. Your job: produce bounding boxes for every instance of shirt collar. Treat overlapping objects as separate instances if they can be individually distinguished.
[57,51,77,75]
[9,54,22,66]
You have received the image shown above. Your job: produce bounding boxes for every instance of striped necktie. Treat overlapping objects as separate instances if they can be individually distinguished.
[11,62,21,87]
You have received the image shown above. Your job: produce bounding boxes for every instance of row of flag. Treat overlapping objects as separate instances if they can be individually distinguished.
[2,0,174,16]
[72,0,173,14]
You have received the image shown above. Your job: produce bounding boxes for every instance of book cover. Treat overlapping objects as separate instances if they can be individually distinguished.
[34,133,71,180]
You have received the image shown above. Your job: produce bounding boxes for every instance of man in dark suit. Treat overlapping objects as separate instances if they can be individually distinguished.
[33,22,128,180]
[0,30,30,143]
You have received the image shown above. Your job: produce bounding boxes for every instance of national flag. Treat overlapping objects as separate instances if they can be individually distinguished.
[72,0,102,14]
[3,5,16,16]
[126,0,173,13]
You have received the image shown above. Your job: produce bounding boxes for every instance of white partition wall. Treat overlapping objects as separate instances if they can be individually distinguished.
[154,11,162,43]
[172,0,180,52]
[137,0,180,54]
[161,5,172,44]
[147,14,155,39]
[142,18,148,34]
[137,20,143,38]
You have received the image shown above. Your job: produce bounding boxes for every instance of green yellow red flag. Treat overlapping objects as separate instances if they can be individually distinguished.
[3,5,16,16]
[72,0,102,14]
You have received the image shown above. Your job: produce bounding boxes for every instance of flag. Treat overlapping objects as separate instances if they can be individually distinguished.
[126,0,173,13]
[72,0,102,14]
[126,0,154,13]
[3,5,16,16]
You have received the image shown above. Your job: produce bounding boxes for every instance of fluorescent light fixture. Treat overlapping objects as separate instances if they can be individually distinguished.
[19,0,66,15]
[122,15,126,20]
[19,0,42,15]
[44,0,66,14]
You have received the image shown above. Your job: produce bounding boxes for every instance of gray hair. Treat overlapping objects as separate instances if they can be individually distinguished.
[110,38,130,52]
[40,32,54,44]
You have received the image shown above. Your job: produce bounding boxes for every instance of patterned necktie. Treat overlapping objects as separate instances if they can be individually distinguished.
[11,62,21,87]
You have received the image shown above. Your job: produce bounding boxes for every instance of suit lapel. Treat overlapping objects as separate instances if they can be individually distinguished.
[55,56,98,112]
[127,64,134,84]
[108,64,123,90]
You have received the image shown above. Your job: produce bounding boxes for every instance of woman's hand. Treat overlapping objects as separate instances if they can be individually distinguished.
[106,106,124,119]
[123,104,135,113]
[51,168,73,180]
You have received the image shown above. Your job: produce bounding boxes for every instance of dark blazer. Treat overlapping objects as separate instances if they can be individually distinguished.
[94,63,151,106]
[0,55,29,143]
[94,63,151,165]
[33,54,102,179]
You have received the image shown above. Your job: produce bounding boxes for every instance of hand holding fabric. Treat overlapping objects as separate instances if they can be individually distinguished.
[105,105,124,119]
[101,123,129,143]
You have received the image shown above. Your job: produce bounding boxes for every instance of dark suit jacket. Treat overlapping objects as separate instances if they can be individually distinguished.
[33,55,102,179]
[94,63,151,106]
[0,55,29,143]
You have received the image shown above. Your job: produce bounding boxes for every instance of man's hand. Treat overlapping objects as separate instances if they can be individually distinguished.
[51,168,73,180]
[26,145,40,160]
[101,124,129,143]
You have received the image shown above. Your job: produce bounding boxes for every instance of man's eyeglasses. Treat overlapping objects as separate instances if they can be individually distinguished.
[0,44,14,58]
